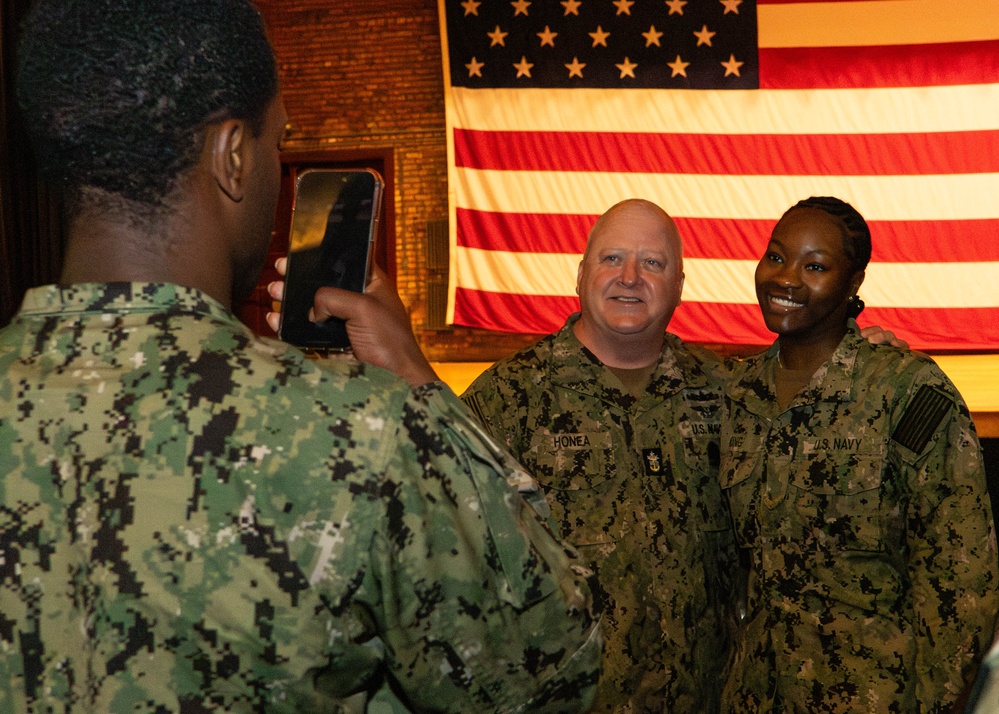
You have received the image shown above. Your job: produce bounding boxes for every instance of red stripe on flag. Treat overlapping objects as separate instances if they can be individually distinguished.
[854,307,999,351]
[457,209,999,263]
[684,219,999,264]
[456,208,593,253]
[760,40,999,89]
[673,303,999,351]
[455,128,999,175]
[453,288,999,351]
[452,289,579,336]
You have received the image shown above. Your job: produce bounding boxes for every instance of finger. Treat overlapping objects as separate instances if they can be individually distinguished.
[265,311,281,334]
[309,286,359,324]
[267,280,285,301]
[325,351,358,364]
[860,325,889,344]
[361,267,407,311]
[274,256,287,276]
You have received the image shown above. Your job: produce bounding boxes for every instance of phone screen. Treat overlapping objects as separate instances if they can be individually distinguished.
[279,169,383,350]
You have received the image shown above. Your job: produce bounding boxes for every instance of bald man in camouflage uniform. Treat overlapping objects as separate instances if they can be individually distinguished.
[0,1,601,711]
[720,323,999,712]
[463,200,739,712]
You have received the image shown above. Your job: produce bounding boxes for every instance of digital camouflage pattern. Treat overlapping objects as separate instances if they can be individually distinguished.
[0,283,602,713]
[461,315,739,713]
[965,630,999,714]
[720,321,999,713]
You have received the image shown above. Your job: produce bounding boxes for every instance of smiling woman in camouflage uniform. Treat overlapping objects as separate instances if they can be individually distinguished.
[719,196,999,712]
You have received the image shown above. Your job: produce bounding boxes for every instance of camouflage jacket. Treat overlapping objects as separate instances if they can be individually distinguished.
[461,315,738,713]
[720,322,999,713]
[0,283,602,713]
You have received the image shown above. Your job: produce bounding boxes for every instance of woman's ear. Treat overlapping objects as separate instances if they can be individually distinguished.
[209,119,247,202]
[851,269,866,295]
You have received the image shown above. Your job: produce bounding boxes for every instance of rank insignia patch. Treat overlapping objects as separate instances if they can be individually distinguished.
[643,448,664,476]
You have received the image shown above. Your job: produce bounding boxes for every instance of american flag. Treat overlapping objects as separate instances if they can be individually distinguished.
[438,0,999,350]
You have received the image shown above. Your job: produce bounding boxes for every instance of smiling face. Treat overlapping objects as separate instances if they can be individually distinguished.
[755,206,865,344]
[574,200,685,357]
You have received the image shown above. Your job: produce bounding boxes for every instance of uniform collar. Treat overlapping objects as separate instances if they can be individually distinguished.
[18,282,235,323]
[548,313,708,403]
[728,320,865,416]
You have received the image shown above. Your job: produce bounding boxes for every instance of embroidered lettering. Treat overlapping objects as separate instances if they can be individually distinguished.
[805,437,877,453]
[552,433,592,450]
[680,421,721,438]
[832,437,862,450]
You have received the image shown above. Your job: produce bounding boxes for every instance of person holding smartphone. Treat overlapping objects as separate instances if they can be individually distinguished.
[719,196,998,712]
[0,1,602,711]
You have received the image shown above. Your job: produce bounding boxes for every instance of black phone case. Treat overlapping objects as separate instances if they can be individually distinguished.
[279,169,384,350]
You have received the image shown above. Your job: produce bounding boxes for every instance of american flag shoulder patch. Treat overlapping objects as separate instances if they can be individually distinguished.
[891,384,953,454]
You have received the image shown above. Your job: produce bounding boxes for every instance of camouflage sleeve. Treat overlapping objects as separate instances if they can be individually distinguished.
[896,366,999,708]
[460,364,531,459]
[461,363,564,527]
[370,382,602,712]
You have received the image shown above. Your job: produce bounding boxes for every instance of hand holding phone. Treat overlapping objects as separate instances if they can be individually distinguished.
[278,169,384,350]
[268,258,439,387]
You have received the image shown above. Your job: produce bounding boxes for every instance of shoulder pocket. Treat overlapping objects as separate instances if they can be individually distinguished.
[718,433,763,490]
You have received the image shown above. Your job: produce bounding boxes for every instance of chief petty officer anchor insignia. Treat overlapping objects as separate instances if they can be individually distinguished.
[643,448,664,475]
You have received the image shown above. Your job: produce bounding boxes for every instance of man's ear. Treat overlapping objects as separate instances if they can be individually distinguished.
[210,119,247,202]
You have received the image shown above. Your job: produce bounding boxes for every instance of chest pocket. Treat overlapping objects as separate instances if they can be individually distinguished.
[680,420,727,531]
[719,443,764,547]
[527,429,618,546]
[786,450,888,552]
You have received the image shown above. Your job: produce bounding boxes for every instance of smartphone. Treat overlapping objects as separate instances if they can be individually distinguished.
[279,168,384,350]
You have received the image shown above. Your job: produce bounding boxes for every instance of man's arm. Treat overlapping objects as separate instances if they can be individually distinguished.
[373,383,602,712]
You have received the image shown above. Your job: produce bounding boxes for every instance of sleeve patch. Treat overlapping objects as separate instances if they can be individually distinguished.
[461,391,490,430]
[890,384,952,454]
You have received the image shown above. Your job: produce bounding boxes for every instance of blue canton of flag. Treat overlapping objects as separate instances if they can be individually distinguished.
[444,0,759,89]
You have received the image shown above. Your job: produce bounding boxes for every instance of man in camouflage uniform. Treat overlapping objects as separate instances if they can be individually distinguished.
[720,322,999,712]
[462,199,739,712]
[0,1,601,711]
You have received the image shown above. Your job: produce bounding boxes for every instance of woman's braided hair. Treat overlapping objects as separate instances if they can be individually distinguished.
[783,196,871,318]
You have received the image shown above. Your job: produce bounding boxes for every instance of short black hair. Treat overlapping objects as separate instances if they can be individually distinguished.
[784,196,872,272]
[15,0,278,213]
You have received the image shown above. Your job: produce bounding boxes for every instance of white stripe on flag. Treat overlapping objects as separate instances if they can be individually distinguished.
[758,0,999,47]
[454,168,999,221]
[455,247,999,308]
[448,85,999,135]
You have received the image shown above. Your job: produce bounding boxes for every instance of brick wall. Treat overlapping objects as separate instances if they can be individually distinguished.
[251,0,539,362]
